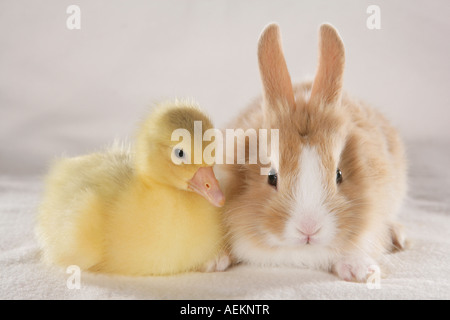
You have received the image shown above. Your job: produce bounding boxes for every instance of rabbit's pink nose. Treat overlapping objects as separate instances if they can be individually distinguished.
[297,218,322,244]
[297,218,321,236]
[297,226,321,244]
[297,227,321,237]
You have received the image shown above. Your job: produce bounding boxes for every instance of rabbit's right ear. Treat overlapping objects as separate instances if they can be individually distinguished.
[310,24,345,105]
[258,23,295,117]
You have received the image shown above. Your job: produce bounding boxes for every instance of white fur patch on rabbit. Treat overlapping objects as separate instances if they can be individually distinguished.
[283,146,337,247]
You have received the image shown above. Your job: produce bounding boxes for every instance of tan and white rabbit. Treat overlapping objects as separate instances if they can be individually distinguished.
[220,23,407,282]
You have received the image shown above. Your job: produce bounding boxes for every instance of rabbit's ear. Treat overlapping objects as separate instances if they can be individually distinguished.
[310,24,345,105]
[258,23,295,112]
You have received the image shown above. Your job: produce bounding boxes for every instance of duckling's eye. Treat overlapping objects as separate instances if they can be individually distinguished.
[336,168,343,184]
[268,170,277,189]
[174,148,185,159]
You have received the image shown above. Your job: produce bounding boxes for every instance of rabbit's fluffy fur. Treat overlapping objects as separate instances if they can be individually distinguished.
[219,24,407,282]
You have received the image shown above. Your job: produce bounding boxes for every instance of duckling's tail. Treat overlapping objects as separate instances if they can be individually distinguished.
[37,187,105,271]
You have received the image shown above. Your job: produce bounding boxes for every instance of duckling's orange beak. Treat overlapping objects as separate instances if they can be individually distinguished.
[188,166,225,207]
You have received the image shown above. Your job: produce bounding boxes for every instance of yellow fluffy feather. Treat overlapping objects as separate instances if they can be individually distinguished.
[36,100,228,276]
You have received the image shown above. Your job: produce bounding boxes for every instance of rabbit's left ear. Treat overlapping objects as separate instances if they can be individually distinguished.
[258,23,296,111]
[310,24,345,105]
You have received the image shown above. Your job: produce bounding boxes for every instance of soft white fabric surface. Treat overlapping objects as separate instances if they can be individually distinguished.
[1,139,449,299]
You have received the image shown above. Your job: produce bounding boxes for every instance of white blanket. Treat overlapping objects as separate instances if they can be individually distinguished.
[1,139,449,299]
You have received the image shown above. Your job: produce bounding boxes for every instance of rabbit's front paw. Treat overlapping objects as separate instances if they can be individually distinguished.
[333,256,378,282]
[199,252,231,273]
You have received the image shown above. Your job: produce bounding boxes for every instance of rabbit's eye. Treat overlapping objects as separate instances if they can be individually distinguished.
[268,171,277,189]
[336,168,343,184]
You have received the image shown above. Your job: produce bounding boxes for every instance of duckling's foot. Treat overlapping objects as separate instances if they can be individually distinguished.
[199,253,231,273]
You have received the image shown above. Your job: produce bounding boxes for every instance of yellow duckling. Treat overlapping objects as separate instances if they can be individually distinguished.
[36,100,229,276]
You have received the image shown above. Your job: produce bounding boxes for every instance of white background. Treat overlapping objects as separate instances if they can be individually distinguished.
[1,0,449,174]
